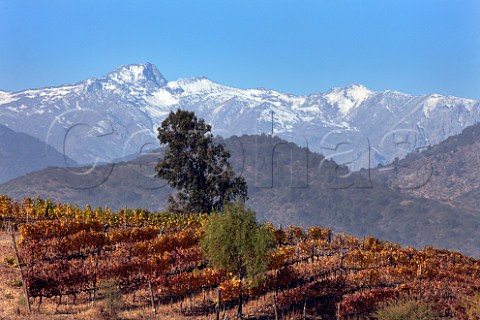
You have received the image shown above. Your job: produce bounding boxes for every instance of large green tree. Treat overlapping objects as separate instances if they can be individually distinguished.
[156,109,247,213]
[200,202,275,318]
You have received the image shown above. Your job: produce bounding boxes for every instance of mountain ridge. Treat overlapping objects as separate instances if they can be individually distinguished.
[0,63,478,172]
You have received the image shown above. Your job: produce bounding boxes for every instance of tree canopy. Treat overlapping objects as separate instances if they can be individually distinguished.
[200,202,275,318]
[155,109,247,213]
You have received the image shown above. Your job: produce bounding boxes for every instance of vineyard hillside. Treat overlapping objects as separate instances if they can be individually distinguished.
[1,196,480,319]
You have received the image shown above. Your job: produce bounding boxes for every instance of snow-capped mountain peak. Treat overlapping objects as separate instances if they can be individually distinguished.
[85,63,167,94]
[109,63,166,87]
[324,83,374,115]
[344,83,373,98]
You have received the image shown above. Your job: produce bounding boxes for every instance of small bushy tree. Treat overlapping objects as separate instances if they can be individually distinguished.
[200,202,275,318]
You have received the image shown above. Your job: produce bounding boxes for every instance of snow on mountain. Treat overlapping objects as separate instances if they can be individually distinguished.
[84,62,167,95]
[324,84,373,115]
[0,63,479,171]
[422,94,477,117]
[0,90,18,105]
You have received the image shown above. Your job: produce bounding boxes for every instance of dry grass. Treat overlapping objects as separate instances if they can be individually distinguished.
[0,231,25,319]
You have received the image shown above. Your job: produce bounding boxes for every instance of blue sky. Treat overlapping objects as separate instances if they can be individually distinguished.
[1,0,479,98]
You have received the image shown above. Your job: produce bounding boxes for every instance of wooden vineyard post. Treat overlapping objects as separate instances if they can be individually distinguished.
[91,242,101,308]
[148,280,156,318]
[336,299,342,319]
[418,262,423,300]
[216,288,221,320]
[11,233,31,314]
[303,298,307,320]
[272,293,278,320]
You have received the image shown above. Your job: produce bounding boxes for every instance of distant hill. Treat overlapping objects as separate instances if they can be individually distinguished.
[0,124,77,183]
[0,134,478,256]
[377,123,480,212]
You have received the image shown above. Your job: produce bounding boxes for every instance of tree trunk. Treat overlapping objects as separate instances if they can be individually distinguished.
[237,293,243,319]
[237,277,243,319]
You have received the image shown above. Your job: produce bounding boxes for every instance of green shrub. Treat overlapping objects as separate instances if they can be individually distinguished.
[372,299,439,320]
[11,279,22,287]
[4,256,17,267]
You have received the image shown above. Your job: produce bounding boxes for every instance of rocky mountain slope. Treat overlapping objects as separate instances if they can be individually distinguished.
[376,123,480,212]
[0,63,478,171]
